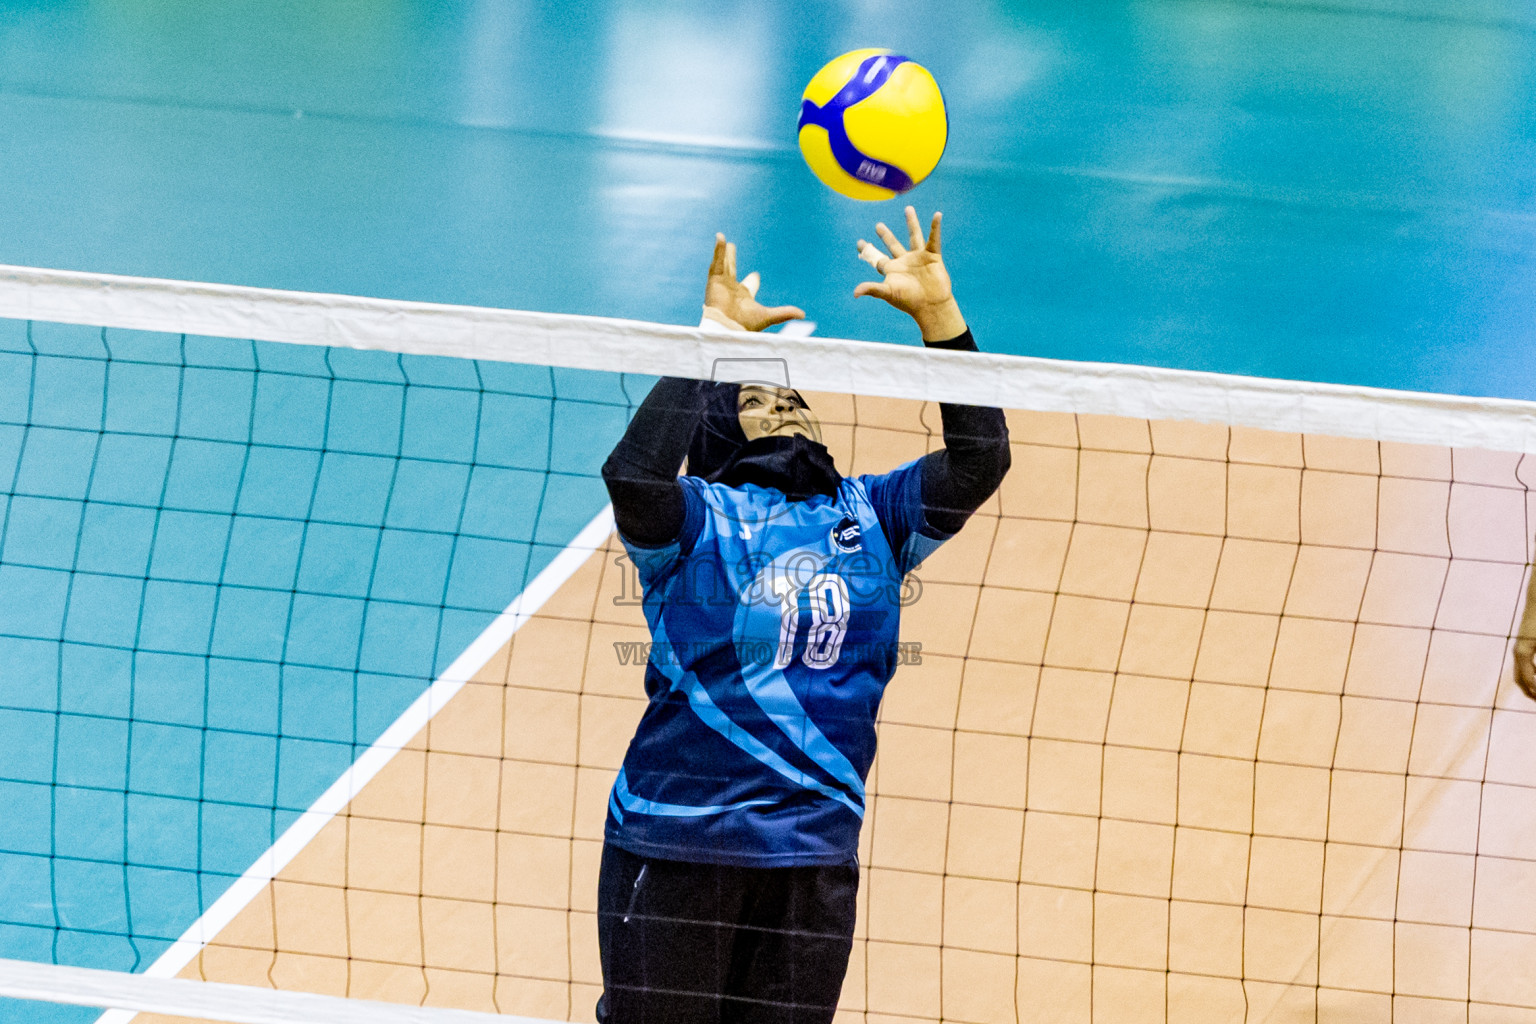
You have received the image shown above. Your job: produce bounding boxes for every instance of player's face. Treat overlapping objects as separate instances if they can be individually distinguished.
[737,385,821,443]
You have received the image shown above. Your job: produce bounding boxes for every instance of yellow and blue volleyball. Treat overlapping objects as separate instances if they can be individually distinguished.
[796,49,948,201]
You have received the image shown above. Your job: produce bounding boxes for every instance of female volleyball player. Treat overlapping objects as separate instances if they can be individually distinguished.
[597,207,1010,1024]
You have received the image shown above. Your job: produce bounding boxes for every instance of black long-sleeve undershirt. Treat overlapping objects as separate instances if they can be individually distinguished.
[601,376,712,547]
[914,330,1013,536]
[600,329,1011,547]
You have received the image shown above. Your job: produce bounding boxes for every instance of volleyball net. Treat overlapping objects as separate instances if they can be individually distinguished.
[1,264,1534,1024]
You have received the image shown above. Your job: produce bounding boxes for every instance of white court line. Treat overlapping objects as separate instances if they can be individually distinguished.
[87,506,615,1024]
[0,956,554,1024]
[4,263,1536,452]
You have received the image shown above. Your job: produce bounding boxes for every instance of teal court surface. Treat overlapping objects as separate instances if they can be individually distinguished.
[3,2,1536,1021]
[0,314,626,1021]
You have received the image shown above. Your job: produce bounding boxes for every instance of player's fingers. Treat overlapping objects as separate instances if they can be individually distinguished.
[854,241,890,271]
[1519,652,1536,701]
[762,305,806,325]
[853,280,893,301]
[725,242,737,280]
[927,211,942,253]
[904,206,924,250]
[742,271,761,297]
[709,233,728,276]
[856,240,886,272]
[874,222,907,256]
[1516,643,1536,701]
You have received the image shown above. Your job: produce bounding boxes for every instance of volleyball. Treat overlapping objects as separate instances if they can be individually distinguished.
[796,48,948,201]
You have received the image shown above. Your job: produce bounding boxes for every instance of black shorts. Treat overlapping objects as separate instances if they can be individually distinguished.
[595,842,859,1024]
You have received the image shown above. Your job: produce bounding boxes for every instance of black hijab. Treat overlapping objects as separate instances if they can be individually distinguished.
[686,382,842,501]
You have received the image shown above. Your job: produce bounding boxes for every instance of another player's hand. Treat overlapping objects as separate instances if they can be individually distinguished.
[1516,637,1536,702]
[855,206,966,342]
[704,234,805,333]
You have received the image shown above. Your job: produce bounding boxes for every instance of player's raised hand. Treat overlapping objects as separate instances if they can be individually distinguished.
[704,234,805,333]
[855,206,966,341]
[1516,637,1536,702]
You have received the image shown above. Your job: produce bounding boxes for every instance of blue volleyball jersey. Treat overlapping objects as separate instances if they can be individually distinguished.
[606,459,947,867]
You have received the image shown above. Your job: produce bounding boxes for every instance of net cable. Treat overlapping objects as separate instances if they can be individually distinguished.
[0,266,1533,1024]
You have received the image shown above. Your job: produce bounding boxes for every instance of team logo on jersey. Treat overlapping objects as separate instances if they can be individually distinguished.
[831,516,863,553]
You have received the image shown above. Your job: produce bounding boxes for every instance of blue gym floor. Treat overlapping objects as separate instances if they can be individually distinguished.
[2,1,1535,1020]
[4,1,1536,397]
[0,318,626,1022]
